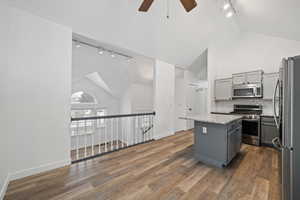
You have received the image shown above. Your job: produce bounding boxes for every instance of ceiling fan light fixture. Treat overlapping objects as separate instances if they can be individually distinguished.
[138,0,197,13]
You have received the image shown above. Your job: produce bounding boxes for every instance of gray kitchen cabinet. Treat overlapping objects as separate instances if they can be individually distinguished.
[263,72,279,100]
[261,116,279,146]
[232,73,246,85]
[194,119,242,167]
[232,70,263,85]
[246,70,263,84]
[214,78,232,100]
[228,126,242,162]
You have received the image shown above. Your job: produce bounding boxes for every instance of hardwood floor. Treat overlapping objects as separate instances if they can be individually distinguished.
[4,130,281,200]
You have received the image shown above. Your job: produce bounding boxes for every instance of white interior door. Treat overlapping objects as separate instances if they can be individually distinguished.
[185,86,207,129]
[174,77,187,132]
[195,88,208,114]
[185,86,196,129]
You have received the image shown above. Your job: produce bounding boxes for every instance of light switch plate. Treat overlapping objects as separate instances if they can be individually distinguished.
[202,127,207,134]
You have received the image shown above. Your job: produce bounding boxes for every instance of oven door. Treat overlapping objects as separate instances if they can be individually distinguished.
[233,87,256,98]
[242,119,259,136]
[242,119,260,145]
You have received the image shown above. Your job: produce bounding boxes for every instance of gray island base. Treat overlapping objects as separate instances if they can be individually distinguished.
[181,114,243,168]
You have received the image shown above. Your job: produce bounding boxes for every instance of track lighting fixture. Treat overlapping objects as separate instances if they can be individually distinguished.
[223,3,230,10]
[72,39,133,61]
[226,11,233,18]
[98,48,104,55]
[222,0,235,18]
[75,41,81,48]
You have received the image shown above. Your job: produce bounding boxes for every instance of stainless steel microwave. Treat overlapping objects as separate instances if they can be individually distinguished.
[232,83,263,98]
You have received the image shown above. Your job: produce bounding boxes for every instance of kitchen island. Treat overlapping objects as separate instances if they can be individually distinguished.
[181,114,243,168]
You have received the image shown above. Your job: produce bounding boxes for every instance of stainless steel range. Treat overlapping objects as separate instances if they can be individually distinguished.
[231,104,263,146]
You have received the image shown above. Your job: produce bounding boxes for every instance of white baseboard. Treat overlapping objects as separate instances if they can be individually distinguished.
[0,174,10,200]
[154,131,174,140]
[9,159,71,181]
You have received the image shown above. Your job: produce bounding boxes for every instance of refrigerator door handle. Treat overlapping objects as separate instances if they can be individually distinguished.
[273,79,280,129]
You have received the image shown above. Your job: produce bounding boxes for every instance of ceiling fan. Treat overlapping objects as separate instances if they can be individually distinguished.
[138,0,197,13]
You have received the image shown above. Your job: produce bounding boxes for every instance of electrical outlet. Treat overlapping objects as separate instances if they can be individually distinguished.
[202,127,207,134]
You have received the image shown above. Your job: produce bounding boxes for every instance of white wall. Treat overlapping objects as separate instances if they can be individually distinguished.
[154,60,175,139]
[2,0,228,67]
[208,31,300,113]
[0,5,11,198]
[189,49,208,80]
[175,75,187,132]
[0,4,72,190]
[118,83,154,144]
[130,83,153,113]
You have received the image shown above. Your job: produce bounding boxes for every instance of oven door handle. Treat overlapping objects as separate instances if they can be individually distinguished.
[242,119,259,122]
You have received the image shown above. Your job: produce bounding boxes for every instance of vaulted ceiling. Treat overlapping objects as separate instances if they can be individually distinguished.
[234,0,300,41]
[2,0,300,66]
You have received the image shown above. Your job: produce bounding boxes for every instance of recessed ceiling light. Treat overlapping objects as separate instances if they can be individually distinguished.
[111,54,116,58]
[226,11,233,18]
[223,3,230,10]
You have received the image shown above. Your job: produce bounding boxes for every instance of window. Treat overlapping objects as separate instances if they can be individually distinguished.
[71,91,97,104]
[70,91,108,136]
[96,109,107,128]
[70,108,107,136]
[70,109,94,136]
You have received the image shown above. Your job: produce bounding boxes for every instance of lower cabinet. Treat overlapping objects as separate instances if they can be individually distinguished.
[194,119,242,168]
[228,125,242,162]
[261,116,279,146]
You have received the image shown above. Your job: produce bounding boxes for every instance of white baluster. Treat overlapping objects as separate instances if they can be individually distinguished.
[116,118,119,150]
[98,118,101,154]
[151,115,153,140]
[138,115,141,144]
[84,120,87,157]
[92,120,94,156]
[127,117,129,147]
[139,115,142,143]
[134,116,137,145]
[105,118,107,152]
[111,118,113,151]
[122,118,124,148]
[76,121,79,160]
[143,115,148,142]
[144,115,146,142]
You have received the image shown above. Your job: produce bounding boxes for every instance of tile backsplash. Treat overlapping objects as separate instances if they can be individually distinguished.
[212,99,274,115]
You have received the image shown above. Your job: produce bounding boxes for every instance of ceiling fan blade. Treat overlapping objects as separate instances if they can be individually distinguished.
[180,0,197,12]
[138,0,154,12]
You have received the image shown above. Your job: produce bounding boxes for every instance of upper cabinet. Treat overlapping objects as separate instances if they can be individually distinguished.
[232,74,246,85]
[246,71,263,84]
[232,70,263,85]
[215,78,232,101]
[263,72,279,100]
[214,69,280,101]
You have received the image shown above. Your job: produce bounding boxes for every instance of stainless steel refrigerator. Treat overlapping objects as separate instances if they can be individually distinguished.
[273,56,300,200]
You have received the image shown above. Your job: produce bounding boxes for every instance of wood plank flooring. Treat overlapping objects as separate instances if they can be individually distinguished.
[4,130,281,200]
